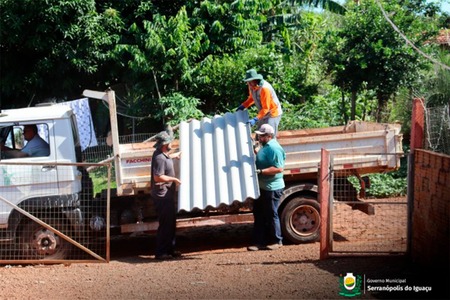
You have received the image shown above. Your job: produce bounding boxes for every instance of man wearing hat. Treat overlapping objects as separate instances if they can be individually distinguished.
[150,131,182,260]
[248,124,286,251]
[236,69,283,138]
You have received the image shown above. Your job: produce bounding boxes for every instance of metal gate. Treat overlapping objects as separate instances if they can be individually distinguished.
[0,162,110,264]
[327,153,408,255]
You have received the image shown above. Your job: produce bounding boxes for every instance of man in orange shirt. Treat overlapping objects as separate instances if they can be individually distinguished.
[236,69,283,138]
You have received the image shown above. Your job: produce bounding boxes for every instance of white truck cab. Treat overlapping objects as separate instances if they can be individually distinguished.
[0,105,86,259]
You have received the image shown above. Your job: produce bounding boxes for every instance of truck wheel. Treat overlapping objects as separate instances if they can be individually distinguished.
[18,218,72,260]
[280,197,321,244]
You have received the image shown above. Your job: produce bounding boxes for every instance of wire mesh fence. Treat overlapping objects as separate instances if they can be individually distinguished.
[83,133,155,163]
[331,199,408,253]
[82,133,155,187]
[0,162,111,264]
[329,155,408,254]
[425,104,450,156]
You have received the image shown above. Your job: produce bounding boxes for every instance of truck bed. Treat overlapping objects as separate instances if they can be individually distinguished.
[113,119,402,208]
[278,121,403,180]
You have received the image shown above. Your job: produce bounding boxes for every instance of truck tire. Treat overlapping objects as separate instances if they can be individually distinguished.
[280,197,321,244]
[18,217,72,260]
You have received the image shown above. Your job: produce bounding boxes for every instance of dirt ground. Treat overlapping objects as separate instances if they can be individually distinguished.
[1,221,449,300]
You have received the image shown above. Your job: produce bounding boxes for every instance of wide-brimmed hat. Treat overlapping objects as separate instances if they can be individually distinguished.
[153,131,174,148]
[255,124,274,135]
[243,69,264,82]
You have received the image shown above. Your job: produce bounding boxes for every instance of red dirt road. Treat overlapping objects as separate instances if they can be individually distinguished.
[1,222,448,299]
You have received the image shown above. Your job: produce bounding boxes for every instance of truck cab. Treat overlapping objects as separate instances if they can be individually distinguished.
[0,105,85,259]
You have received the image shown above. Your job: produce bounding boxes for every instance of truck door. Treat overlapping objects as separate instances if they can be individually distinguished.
[0,122,58,225]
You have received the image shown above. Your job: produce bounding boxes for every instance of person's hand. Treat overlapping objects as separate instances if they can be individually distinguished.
[247,117,258,126]
[236,105,245,112]
[171,151,182,160]
[253,141,261,154]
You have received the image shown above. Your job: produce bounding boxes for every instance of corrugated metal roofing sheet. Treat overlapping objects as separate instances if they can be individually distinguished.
[177,110,260,212]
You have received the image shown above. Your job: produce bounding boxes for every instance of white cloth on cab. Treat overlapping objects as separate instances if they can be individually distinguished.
[58,98,98,151]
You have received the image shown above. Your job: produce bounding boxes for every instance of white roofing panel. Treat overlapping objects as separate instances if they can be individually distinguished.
[178,110,260,212]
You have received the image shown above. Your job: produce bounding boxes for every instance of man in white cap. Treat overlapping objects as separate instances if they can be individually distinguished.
[150,131,182,260]
[248,124,286,251]
[236,69,282,138]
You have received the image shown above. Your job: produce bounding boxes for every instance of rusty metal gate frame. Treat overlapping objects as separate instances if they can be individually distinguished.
[326,152,409,256]
[0,162,111,264]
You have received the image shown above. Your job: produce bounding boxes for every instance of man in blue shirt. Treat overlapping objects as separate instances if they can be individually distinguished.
[21,125,50,157]
[248,124,286,251]
[1,124,49,158]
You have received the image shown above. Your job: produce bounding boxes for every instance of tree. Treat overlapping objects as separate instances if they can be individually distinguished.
[0,0,123,107]
[113,6,209,105]
[189,0,265,55]
[323,0,441,121]
[260,0,345,47]
[186,1,342,111]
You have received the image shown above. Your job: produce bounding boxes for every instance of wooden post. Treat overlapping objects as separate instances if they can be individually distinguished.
[319,148,330,259]
[410,98,425,153]
[407,97,425,255]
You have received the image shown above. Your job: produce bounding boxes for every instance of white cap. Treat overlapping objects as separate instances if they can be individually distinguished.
[255,124,274,135]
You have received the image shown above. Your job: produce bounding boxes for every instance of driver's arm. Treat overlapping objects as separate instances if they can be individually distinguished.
[1,142,29,158]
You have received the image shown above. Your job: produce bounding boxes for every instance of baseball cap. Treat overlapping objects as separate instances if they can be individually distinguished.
[255,124,274,135]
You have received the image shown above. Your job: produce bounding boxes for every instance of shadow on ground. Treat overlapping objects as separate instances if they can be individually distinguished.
[110,223,253,259]
[109,223,449,299]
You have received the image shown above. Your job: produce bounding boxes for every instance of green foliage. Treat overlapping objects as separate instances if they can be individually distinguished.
[190,11,333,114]
[422,49,450,108]
[191,0,264,54]
[280,85,344,130]
[0,0,123,103]
[188,53,248,113]
[322,0,441,122]
[280,83,381,130]
[386,48,449,136]
[347,142,409,198]
[88,168,116,196]
[155,93,204,127]
[366,173,407,198]
[191,46,287,113]
[114,6,209,97]
[386,87,413,135]
[347,172,407,199]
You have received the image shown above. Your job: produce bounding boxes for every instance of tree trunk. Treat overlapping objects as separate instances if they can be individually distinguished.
[341,90,348,124]
[351,90,357,121]
[376,92,388,122]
